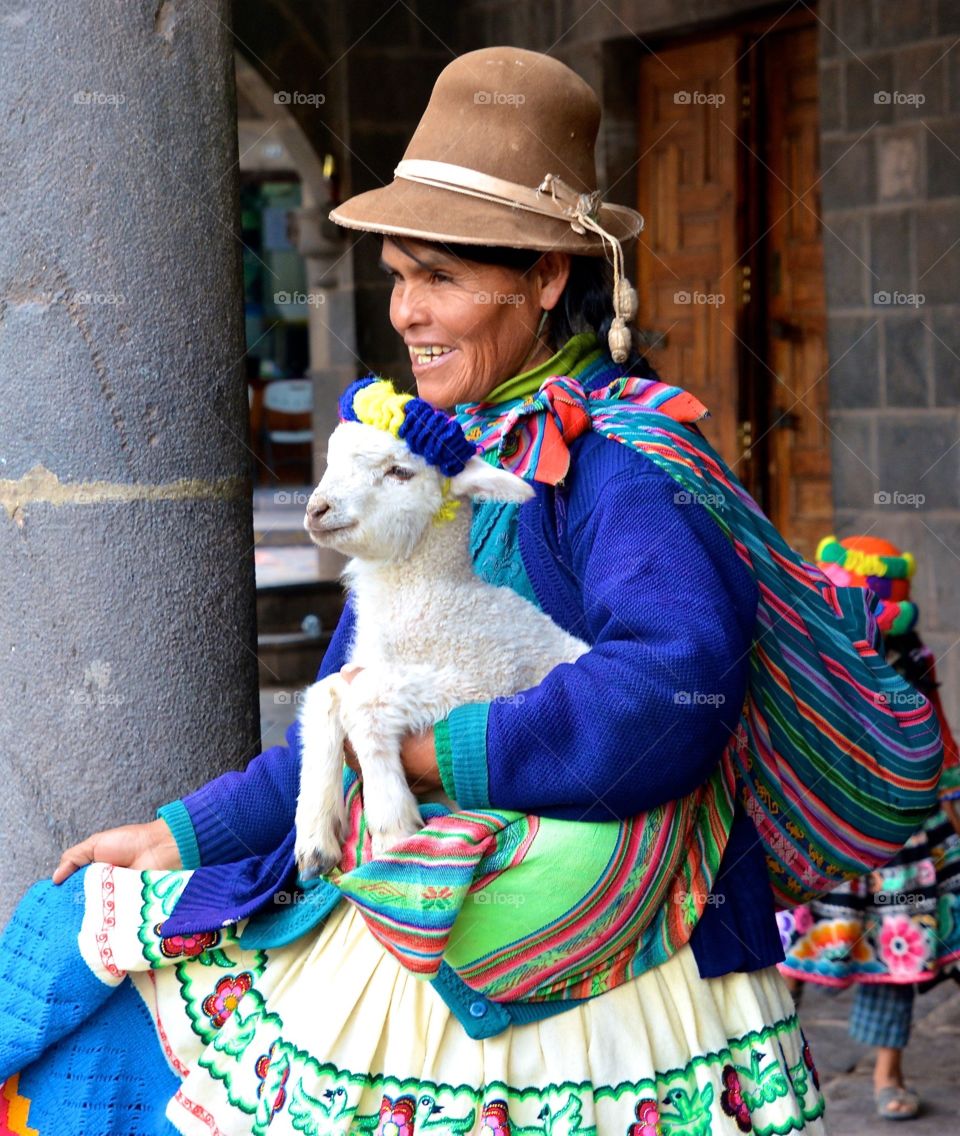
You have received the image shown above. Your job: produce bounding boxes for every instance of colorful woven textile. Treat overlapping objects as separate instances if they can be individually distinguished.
[459,373,944,908]
[288,760,735,1001]
[778,806,960,987]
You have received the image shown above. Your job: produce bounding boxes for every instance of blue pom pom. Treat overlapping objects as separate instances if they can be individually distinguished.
[399,399,477,476]
[338,376,379,423]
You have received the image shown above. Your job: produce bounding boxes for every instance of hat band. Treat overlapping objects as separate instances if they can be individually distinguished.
[394,159,642,238]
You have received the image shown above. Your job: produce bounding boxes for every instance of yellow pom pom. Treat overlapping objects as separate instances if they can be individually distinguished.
[903,552,916,578]
[432,480,462,525]
[814,535,837,563]
[353,381,413,437]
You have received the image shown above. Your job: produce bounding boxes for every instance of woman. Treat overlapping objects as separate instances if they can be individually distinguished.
[1,48,825,1135]
[779,535,960,1122]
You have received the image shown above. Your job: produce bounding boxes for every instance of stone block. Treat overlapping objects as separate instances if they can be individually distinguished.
[884,316,931,406]
[877,412,960,510]
[938,0,960,34]
[846,55,894,129]
[822,215,868,308]
[925,119,960,199]
[835,0,877,55]
[893,42,947,119]
[828,412,878,509]
[827,318,881,408]
[818,0,839,58]
[916,204,960,305]
[869,210,914,298]
[931,309,960,406]
[819,61,844,133]
[950,44,960,111]
[821,135,877,210]
[877,128,924,201]
[922,520,960,631]
[875,0,937,47]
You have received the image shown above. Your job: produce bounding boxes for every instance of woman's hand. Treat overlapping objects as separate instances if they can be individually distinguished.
[340,665,442,793]
[52,818,181,885]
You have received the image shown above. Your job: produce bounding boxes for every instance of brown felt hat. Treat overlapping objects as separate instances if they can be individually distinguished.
[329,47,644,257]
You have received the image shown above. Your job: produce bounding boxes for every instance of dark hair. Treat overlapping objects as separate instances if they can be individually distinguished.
[390,237,651,375]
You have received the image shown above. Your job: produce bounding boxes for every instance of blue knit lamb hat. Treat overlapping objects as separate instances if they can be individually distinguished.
[338,376,478,477]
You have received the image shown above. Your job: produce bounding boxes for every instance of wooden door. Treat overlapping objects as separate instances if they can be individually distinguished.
[762,25,832,557]
[636,37,741,465]
[635,14,832,556]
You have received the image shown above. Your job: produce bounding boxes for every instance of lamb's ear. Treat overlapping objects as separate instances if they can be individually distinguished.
[448,457,535,503]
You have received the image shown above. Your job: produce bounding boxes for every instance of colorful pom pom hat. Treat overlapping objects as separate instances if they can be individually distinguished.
[328,47,644,363]
[338,376,478,477]
[815,534,918,637]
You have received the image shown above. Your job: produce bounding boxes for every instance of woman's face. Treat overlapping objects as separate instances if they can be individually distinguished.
[381,238,570,409]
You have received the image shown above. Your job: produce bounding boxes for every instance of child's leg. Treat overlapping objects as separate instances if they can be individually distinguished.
[850,983,918,1117]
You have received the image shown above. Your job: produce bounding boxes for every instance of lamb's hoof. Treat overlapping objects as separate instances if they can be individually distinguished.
[294,821,344,880]
[296,845,341,881]
[369,817,425,859]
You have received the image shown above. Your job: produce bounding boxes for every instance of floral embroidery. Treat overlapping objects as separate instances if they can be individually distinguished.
[628,1097,662,1135]
[155,926,220,959]
[878,915,927,975]
[793,906,813,935]
[719,1065,752,1132]
[375,1094,416,1136]
[480,1099,512,1135]
[201,973,253,1029]
[254,1042,289,1122]
[801,1036,820,1092]
[422,885,454,908]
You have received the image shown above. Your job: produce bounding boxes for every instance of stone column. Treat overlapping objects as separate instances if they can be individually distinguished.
[0,1,259,923]
[288,201,355,579]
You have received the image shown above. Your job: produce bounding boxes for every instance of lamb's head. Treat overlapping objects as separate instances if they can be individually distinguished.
[304,377,534,562]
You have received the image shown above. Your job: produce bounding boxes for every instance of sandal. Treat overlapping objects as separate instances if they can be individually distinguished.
[875,1085,920,1121]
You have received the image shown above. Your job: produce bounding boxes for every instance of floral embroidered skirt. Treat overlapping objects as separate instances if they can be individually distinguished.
[777,808,960,986]
[2,864,826,1136]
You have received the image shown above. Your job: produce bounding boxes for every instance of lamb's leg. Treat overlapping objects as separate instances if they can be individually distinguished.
[295,674,350,879]
[341,667,446,858]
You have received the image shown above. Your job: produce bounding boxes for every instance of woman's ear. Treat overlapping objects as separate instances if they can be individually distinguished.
[535,251,572,312]
[448,457,535,504]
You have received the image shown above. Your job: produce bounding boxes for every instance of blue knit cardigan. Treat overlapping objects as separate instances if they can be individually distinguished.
[160,421,783,991]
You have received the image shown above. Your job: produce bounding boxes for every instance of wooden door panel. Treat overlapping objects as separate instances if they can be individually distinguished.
[637,38,741,467]
[764,24,832,556]
[636,15,831,556]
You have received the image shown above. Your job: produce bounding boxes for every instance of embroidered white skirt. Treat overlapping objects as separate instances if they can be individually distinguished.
[79,866,827,1136]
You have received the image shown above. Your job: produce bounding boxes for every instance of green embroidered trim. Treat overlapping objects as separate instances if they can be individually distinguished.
[180,970,824,1136]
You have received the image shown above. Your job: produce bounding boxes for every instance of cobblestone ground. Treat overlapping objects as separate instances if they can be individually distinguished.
[795,981,960,1133]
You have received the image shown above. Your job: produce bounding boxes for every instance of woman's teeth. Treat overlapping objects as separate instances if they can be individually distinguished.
[409,345,453,365]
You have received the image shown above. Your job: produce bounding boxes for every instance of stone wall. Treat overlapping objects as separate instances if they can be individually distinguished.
[817,0,960,721]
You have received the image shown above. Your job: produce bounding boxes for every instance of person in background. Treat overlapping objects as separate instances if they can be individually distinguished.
[778,535,960,1122]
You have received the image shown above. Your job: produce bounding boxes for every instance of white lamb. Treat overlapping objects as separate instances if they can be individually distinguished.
[294,407,588,879]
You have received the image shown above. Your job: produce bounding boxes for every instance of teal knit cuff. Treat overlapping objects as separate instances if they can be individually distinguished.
[439,703,491,809]
[157,800,202,871]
